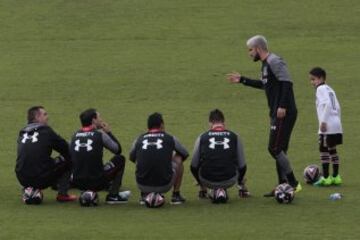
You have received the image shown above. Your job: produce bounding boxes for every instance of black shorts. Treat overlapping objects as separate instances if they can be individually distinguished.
[136,161,177,193]
[199,173,237,189]
[73,178,109,192]
[17,156,69,189]
[319,134,343,149]
[268,114,297,156]
[73,155,125,191]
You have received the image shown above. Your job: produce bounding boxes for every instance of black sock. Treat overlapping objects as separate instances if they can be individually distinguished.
[173,191,179,196]
[276,162,287,184]
[329,149,339,177]
[286,171,298,187]
[322,163,330,178]
[333,164,339,177]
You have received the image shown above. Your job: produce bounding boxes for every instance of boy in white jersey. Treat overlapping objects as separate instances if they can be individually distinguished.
[309,67,343,186]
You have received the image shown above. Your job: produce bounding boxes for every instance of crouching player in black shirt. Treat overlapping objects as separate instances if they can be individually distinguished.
[70,109,130,205]
[129,113,189,205]
[16,106,77,204]
[191,109,249,203]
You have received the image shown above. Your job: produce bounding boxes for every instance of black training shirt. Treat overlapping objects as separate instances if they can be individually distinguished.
[240,53,297,117]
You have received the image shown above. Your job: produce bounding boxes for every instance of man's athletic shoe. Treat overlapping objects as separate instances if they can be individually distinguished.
[313,176,332,187]
[105,190,131,204]
[238,184,251,198]
[263,189,275,197]
[139,192,147,205]
[207,189,214,199]
[331,175,342,186]
[293,182,302,193]
[198,190,208,199]
[170,192,186,205]
[56,194,77,202]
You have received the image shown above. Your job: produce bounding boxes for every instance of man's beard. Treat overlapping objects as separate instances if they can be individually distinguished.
[253,52,260,62]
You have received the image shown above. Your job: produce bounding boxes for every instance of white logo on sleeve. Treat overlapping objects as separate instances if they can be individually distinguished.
[261,66,268,84]
[21,132,39,143]
[209,137,230,149]
[74,139,93,152]
[142,139,163,149]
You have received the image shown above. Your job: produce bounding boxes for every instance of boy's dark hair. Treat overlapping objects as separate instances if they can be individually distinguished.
[209,109,225,123]
[310,67,326,80]
[27,106,44,123]
[80,108,97,127]
[147,112,164,129]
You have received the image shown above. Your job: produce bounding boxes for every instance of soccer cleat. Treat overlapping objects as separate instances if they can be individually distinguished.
[293,182,302,193]
[105,190,131,204]
[237,184,251,198]
[139,192,147,205]
[207,189,214,200]
[263,189,275,197]
[332,175,342,186]
[170,192,186,205]
[313,176,332,187]
[56,193,77,202]
[198,190,208,199]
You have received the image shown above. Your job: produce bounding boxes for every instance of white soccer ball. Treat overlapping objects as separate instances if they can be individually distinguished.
[79,191,99,207]
[303,164,321,184]
[22,187,43,205]
[211,188,228,204]
[145,192,165,208]
[274,183,294,204]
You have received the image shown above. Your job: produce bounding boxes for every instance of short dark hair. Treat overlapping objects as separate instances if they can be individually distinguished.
[80,108,97,127]
[309,67,326,80]
[27,106,44,123]
[209,109,225,123]
[147,112,164,129]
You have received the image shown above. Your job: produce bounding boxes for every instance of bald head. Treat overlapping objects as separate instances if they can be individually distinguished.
[246,35,268,51]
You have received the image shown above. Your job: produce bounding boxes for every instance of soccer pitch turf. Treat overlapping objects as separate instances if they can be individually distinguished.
[1,0,360,239]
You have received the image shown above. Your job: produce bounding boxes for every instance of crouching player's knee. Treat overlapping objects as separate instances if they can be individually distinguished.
[104,154,125,179]
[172,153,184,173]
[172,153,184,164]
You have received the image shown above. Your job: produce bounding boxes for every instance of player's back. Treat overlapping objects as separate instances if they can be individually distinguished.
[134,131,175,186]
[199,129,238,182]
[70,129,105,185]
[16,123,58,178]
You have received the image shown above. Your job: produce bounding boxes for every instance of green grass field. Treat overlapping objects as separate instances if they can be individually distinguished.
[1,0,360,239]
